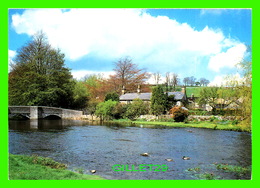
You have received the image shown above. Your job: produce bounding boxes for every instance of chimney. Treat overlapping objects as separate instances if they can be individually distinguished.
[137,85,141,94]
[122,86,126,95]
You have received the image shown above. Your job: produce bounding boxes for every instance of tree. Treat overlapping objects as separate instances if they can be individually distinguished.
[124,99,149,120]
[83,74,108,102]
[8,31,75,108]
[198,87,219,114]
[150,85,167,115]
[71,81,89,109]
[170,73,179,91]
[112,56,150,93]
[195,82,200,86]
[105,92,119,102]
[199,78,210,86]
[153,72,161,85]
[183,77,189,86]
[189,76,196,86]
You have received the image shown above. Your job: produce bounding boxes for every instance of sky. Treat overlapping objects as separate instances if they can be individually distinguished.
[8,8,252,86]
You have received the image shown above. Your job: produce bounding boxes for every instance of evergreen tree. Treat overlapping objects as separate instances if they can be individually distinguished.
[104,92,119,102]
[150,85,167,115]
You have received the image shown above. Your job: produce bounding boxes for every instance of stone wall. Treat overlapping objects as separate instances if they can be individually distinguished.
[139,114,240,121]
[62,109,83,119]
[188,115,241,121]
[82,115,101,121]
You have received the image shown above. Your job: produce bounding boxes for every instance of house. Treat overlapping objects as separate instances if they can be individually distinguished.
[119,85,187,106]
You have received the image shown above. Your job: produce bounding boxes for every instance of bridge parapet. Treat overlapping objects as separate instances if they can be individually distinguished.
[9,106,83,120]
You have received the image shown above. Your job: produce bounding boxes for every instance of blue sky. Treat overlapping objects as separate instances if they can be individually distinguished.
[8,8,251,85]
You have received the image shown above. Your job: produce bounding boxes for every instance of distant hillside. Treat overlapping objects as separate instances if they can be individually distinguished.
[186,87,205,98]
[150,85,205,98]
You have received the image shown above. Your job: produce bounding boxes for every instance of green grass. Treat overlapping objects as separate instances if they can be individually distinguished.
[9,154,104,180]
[197,172,220,180]
[214,163,251,178]
[185,86,205,98]
[110,119,250,132]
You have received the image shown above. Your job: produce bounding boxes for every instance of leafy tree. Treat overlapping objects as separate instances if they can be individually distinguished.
[8,32,75,108]
[124,99,149,120]
[83,74,108,102]
[95,100,118,120]
[104,92,119,102]
[150,85,167,115]
[198,87,219,115]
[71,81,89,109]
[195,81,201,86]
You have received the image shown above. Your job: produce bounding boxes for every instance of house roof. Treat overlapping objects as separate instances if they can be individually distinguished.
[168,92,186,100]
[119,93,151,101]
[119,92,185,101]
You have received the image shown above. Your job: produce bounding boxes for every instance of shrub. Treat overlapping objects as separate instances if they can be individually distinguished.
[95,100,118,120]
[169,106,189,122]
[124,99,149,120]
[112,103,127,119]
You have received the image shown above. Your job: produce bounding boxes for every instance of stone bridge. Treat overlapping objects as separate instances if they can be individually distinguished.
[8,106,83,120]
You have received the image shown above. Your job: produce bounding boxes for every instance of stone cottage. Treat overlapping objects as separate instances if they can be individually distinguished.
[119,85,187,107]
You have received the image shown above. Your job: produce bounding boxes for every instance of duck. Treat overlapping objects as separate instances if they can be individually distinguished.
[182,156,191,160]
[90,170,96,174]
[166,158,174,162]
[140,153,149,157]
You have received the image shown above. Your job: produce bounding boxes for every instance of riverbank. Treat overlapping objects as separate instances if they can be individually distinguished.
[109,119,251,132]
[9,154,104,180]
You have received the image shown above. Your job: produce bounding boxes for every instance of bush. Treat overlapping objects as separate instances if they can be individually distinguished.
[169,106,189,122]
[95,100,118,120]
[112,103,127,119]
[124,99,149,120]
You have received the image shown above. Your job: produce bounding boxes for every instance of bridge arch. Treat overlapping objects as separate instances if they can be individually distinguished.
[43,115,62,120]
[9,114,30,120]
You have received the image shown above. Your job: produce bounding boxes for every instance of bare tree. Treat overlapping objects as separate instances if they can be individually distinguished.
[183,77,189,86]
[113,56,150,93]
[171,73,179,91]
[153,72,161,85]
[200,78,210,86]
[189,76,196,86]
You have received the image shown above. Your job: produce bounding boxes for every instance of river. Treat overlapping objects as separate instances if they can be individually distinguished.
[8,119,252,180]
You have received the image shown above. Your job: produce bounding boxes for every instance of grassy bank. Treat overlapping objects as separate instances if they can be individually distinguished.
[110,119,251,132]
[9,154,104,180]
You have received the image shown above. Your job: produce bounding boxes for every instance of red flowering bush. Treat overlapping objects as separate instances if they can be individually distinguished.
[169,106,189,122]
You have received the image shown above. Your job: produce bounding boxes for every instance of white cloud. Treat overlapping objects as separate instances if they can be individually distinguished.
[208,73,245,86]
[11,9,246,75]
[8,49,16,72]
[208,44,247,72]
[71,70,115,80]
[200,9,227,16]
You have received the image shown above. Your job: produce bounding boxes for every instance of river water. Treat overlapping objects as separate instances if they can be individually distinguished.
[8,119,252,180]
